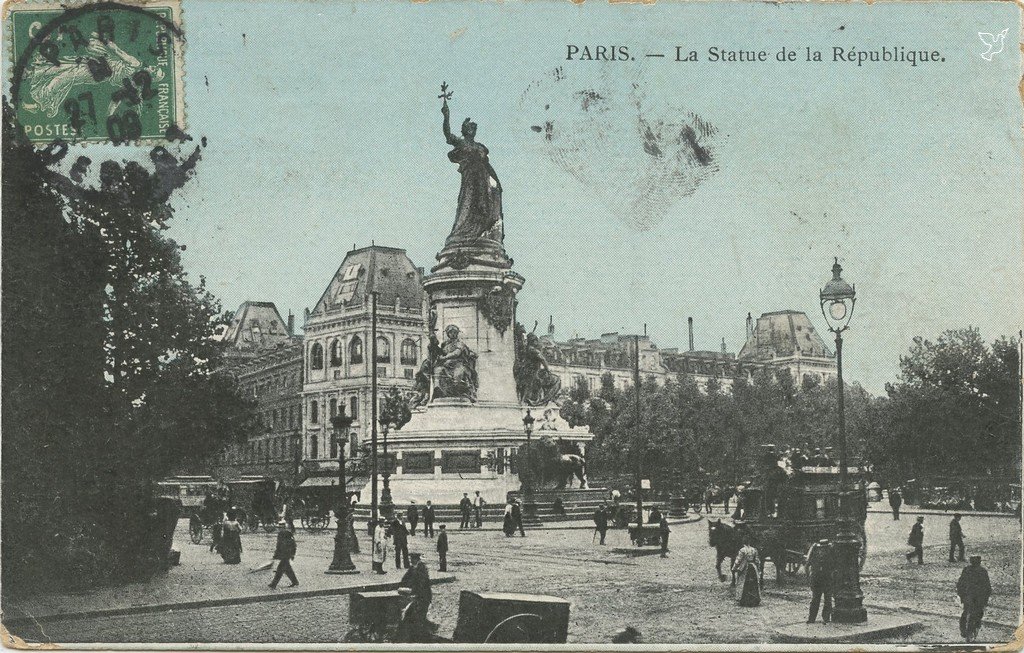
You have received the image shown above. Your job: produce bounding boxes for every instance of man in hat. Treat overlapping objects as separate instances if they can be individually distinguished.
[594,502,609,545]
[391,516,410,569]
[423,500,436,538]
[949,514,966,563]
[906,516,925,565]
[436,524,448,571]
[956,555,991,642]
[459,493,471,529]
[473,490,486,528]
[806,539,835,623]
[889,486,903,520]
[511,499,526,537]
[396,552,433,643]
[407,501,419,537]
[268,528,298,589]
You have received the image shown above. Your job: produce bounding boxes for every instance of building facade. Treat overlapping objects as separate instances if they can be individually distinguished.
[300,246,427,467]
[213,302,305,484]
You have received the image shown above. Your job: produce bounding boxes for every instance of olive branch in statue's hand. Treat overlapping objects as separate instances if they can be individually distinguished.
[439,82,453,114]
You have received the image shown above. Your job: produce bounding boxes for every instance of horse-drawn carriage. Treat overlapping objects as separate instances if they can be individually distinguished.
[188,477,279,543]
[709,466,867,582]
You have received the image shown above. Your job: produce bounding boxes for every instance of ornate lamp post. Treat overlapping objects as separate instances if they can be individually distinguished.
[819,257,866,622]
[520,409,541,525]
[378,387,411,520]
[326,407,358,575]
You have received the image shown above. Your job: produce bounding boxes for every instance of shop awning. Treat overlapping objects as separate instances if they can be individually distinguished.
[299,475,367,490]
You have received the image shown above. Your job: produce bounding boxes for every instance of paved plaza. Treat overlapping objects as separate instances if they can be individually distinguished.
[5,511,1021,645]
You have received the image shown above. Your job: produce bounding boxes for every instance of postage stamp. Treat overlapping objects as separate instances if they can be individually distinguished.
[0,0,1022,650]
[7,0,184,144]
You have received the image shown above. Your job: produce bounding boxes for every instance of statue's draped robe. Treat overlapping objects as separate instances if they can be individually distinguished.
[446,140,503,247]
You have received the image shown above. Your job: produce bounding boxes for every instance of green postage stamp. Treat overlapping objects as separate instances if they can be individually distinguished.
[7,0,184,143]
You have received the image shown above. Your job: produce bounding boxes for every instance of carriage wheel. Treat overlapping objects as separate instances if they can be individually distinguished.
[189,515,203,544]
[262,519,277,533]
[300,515,311,531]
[484,613,544,644]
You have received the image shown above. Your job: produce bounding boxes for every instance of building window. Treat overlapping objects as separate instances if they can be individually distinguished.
[377,366,388,378]
[310,342,324,370]
[330,339,342,367]
[376,336,391,363]
[350,396,358,420]
[349,336,364,364]
[400,339,418,366]
[329,397,337,418]
[330,434,338,459]
[404,368,414,380]
[311,400,319,424]
[310,434,318,460]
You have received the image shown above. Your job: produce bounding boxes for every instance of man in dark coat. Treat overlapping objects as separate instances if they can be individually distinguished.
[423,500,436,538]
[268,529,298,589]
[594,503,609,545]
[436,524,448,571]
[949,514,966,563]
[906,516,925,564]
[407,502,419,537]
[396,552,433,643]
[459,493,471,529]
[889,487,903,520]
[648,505,663,525]
[391,517,410,569]
[511,500,526,537]
[658,516,670,558]
[473,491,486,528]
[957,555,991,642]
[806,539,835,623]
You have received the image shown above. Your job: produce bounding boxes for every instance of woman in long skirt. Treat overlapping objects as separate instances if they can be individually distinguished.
[732,537,761,607]
[219,509,243,564]
[502,501,516,537]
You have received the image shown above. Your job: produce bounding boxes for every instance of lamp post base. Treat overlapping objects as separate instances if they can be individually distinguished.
[832,528,867,624]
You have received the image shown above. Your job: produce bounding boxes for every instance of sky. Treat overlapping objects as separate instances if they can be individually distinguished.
[15,0,1023,393]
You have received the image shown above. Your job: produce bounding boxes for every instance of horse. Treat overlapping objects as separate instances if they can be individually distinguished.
[556,454,587,489]
[708,519,742,585]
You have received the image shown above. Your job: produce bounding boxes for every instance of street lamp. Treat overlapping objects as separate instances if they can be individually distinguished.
[378,387,410,520]
[326,407,358,575]
[819,257,866,623]
[520,409,541,525]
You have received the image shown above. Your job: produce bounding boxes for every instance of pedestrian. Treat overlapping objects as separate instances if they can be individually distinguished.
[806,539,835,623]
[949,513,965,563]
[906,516,925,565]
[459,493,472,529]
[281,499,295,533]
[436,524,448,571]
[648,504,663,525]
[396,552,433,643]
[956,555,991,642]
[218,509,243,564]
[502,500,515,537]
[423,500,435,538]
[889,487,903,520]
[391,517,410,569]
[268,529,298,589]
[511,499,526,536]
[659,515,670,558]
[407,501,419,537]
[473,490,485,527]
[371,520,389,574]
[593,502,608,545]
[732,536,761,607]
[723,487,732,516]
[703,484,714,515]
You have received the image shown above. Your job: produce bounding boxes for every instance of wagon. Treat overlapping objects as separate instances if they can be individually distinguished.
[734,466,867,580]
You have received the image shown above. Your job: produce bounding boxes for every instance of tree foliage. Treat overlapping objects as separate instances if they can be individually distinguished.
[2,103,255,594]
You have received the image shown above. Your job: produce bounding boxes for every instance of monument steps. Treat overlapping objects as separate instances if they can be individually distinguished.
[351,487,611,523]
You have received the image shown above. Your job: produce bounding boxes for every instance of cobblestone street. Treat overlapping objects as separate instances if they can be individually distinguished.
[8,512,1020,645]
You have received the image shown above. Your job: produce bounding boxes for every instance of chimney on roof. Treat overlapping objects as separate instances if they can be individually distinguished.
[688,317,694,352]
[721,337,727,354]
[287,311,295,336]
[746,312,754,338]
[304,307,310,323]
[643,323,647,337]
[548,315,555,337]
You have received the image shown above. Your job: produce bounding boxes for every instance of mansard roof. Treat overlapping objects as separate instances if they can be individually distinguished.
[221,301,293,352]
[738,310,834,361]
[311,246,425,316]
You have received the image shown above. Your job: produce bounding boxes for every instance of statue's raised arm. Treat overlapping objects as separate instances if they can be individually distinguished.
[436,81,505,251]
